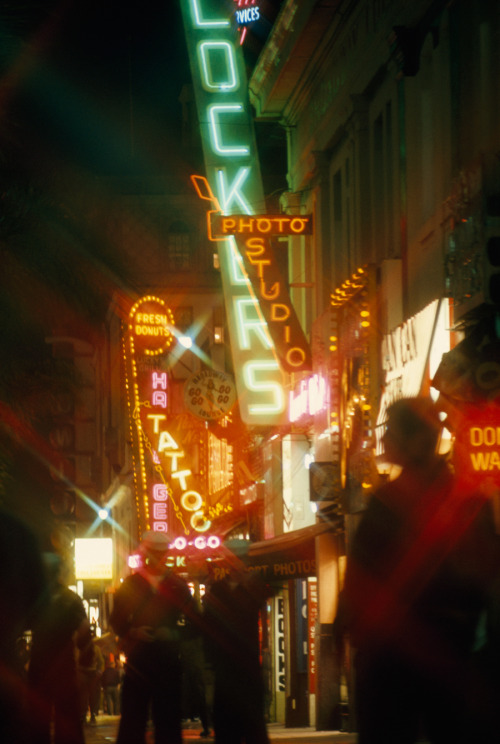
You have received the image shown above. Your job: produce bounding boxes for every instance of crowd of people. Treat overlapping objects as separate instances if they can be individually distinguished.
[4,396,500,744]
[1,520,270,744]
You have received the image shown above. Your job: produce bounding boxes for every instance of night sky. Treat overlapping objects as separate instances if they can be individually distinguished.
[1,0,285,178]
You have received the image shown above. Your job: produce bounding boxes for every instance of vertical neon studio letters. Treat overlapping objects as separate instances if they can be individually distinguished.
[182,0,288,425]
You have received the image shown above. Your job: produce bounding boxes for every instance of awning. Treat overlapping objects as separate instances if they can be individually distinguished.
[216,521,334,582]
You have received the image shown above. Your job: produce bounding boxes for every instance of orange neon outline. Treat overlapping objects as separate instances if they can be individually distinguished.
[190,174,227,242]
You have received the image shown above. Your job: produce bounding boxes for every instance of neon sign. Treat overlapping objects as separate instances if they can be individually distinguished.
[232,0,260,44]
[181,0,295,424]
[454,404,500,486]
[211,214,313,236]
[124,295,213,539]
[289,375,328,423]
[129,296,175,356]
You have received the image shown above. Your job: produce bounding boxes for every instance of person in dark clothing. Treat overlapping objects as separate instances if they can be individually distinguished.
[110,531,200,744]
[79,636,103,725]
[203,553,271,744]
[339,397,500,744]
[101,656,121,715]
[28,552,92,744]
[180,634,211,736]
[0,508,46,744]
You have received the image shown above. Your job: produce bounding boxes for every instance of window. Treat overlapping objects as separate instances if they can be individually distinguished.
[167,221,191,271]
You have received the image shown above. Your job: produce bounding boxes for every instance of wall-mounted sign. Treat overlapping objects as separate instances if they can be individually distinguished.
[376,299,452,457]
[210,213,313,237]
[454,403,500,486]
[232,0,261,45]
[184,369,237,420]
[181,0,301,424]
[289,374,328,423]
[75,538,113,581]
[124,294,213,538]
[129,296,175,356]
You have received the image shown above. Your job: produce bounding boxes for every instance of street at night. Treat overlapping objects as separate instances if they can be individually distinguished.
[1,1,500,743]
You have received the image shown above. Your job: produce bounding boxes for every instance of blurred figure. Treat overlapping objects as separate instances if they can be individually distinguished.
[28,552,92,744]
[101,656,121,715]
[15,637,31,681]
[110,531,200,744]
[180,634,210,737]
[339,397,500,744]
[79,633,103,725]
[203,553,271,744]
[0,508,46,744]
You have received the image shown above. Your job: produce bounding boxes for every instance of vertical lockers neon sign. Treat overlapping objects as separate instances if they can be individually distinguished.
[181,0,287,425]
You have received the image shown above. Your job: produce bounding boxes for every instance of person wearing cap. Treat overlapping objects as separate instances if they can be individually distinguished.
[110,531,200,744]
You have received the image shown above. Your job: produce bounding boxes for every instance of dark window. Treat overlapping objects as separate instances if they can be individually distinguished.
[167,221,191,271]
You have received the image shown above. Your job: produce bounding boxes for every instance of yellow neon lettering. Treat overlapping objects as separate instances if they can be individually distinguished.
[470,426,500,446]
[164,450,185,471]
[172,470,192,490]
[158,431,179,452]
[147,414,167,433]
[180,490,203,512]
[290,218,307,233]
[286,347,307,368]
[470,428,483,446]
[249,258,270,278]
[260,281,280,300]
[271,304,291,321]
[274,218,289,232]
[191,511,211,532]
[222,217,236,233]
[245,237,265,255]
[470,451,500,470]
[238,217,254,232]
[256,219,272,232]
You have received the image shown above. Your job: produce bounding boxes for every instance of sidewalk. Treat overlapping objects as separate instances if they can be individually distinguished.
[83,716,358,744]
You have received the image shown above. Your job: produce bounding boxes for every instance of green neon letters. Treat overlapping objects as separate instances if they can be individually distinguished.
[234,298,273,349]
[198,41,238,91]
[182,0,287,425]
[208,105,250,155]
[216,168,253,214]
[189,0,229,28]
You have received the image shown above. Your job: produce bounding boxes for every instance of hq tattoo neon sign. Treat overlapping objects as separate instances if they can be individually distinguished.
[182,0,311,424]
[124,296,215,541]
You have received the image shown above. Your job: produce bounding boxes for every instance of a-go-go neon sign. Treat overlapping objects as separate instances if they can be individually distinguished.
[181,0,293,426]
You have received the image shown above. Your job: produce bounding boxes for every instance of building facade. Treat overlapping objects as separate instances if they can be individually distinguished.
[249,0,500,730]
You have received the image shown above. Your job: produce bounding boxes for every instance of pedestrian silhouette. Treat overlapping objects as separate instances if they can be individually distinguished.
[203,551,271,744]
[180,634,211,737]
[79,633,103,725]
[101,656,121,715]
[0,508,46,744]
[28,552,92,744]
[338,396,500,744]
[110,531,200,744]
